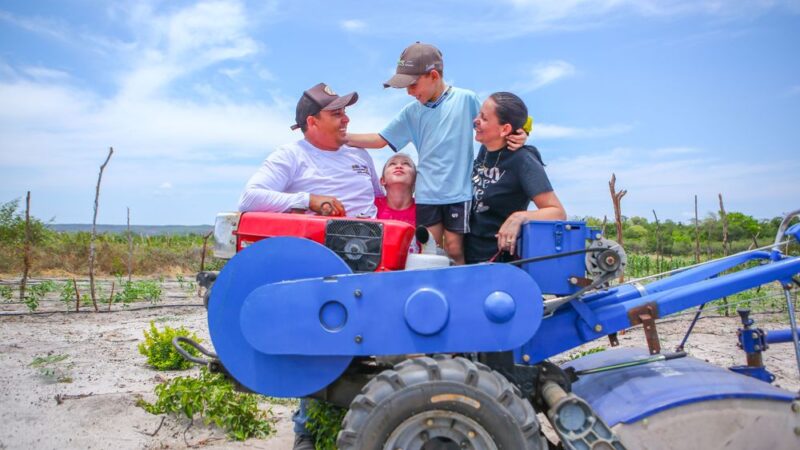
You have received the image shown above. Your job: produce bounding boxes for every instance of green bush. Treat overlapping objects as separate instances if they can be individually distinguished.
[0,284,12,301]
[115,279,162,305]
[22,280,58,311]
[137,322,202,370]
[306,399,347,450]
[137,367,273,441]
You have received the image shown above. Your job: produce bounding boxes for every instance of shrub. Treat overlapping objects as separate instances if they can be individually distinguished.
[137,367,273,441]
[137,322,202,370]
[306,399,347,450]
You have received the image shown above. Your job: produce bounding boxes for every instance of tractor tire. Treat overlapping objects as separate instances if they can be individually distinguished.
[337,355,545,450]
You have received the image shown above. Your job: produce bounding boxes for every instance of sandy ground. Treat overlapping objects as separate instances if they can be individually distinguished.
[1,277,799,450]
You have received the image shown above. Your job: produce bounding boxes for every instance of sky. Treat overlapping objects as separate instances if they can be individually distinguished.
[0,0,798,225]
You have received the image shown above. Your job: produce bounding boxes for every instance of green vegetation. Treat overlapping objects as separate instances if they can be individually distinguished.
[0,198,223,275]
[137,367,274,441]
[138,322,202,370]
[115,278,162,305]
[29,353,72,383]
[1,284,13,301]
[306,400,347,450]
[568,346,607,361]
[21,280,58,311]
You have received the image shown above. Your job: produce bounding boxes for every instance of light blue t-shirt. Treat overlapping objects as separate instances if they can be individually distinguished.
[380,86,481,205]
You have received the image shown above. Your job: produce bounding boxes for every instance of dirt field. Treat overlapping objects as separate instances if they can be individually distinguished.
[1,277,799,449]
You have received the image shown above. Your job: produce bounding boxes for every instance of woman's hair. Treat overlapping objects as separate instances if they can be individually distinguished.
[489,92,528,132]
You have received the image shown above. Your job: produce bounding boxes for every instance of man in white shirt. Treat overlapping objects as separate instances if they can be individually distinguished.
[238,83,382,450]
[238,82,382,218]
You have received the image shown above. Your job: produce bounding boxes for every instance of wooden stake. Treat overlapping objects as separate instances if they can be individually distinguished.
[609,174,627,283]
[718,193,729,316]
[73,278,81,312]
[127,207,133,283]
[200,231,213,272]
[694,195,700,263]
[107,281,115,312]
[20,191,31,301]
[652,209,661,272]
[89,147,113,312]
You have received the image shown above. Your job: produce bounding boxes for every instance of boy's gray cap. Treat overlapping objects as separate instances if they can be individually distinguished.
[384,42,443,89]
[291,82,358,130]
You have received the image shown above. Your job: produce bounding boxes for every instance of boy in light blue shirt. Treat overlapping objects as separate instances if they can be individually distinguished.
[348,42,525,264]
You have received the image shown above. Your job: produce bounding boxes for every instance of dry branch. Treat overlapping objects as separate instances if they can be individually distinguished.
[694,195,700,263]
[652,209,661,270]
[73,278,81,312]
[200,231,213,272]
[609,174,627,283]
[718,193,730,316]
[89,147,114,312]
[127,207,133,283]
[20,191,31,301]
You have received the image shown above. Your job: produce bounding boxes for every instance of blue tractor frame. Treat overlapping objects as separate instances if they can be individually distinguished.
[183,209,800,449]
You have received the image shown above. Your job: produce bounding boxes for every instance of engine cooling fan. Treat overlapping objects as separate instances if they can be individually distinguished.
[325,220,384,272]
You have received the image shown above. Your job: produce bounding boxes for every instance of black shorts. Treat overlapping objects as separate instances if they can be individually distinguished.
[417,201,471,233]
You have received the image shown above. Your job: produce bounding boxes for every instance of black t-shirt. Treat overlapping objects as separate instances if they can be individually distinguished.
[465,144,553,263]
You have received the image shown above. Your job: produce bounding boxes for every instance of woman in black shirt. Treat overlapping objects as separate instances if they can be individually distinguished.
[465,92,566,263]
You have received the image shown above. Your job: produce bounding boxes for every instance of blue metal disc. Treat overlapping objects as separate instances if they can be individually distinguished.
[208,236,353,397]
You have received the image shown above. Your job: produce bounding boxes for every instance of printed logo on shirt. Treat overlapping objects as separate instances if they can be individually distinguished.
[352,164,371,176]
[472,164,505,213]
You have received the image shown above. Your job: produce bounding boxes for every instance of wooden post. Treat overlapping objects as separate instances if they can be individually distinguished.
[89,147,113,312]
[718,194,729,257]
[127,207,133,283]
[718,194,729,316]
[652,210,661,273]
[107,281,115,312]
[20,191,31,301]
[73,278,81,312]
[200,231,213,272]
[694,195,700,263]
[609,174,627,283]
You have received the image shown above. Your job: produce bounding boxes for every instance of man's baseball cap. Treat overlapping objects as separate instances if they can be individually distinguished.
[383,42,443,89]
[291,83,358,131]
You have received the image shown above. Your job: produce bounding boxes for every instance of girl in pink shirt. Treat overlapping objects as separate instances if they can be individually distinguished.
[375,153,416,227]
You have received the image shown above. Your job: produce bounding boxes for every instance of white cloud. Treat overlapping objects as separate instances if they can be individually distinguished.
[340,19,366,31]
[514,61,576,92]
[18,65,70,81]
[534,123,633,139]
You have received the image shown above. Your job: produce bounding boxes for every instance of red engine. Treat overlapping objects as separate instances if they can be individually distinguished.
[234,212,415,272]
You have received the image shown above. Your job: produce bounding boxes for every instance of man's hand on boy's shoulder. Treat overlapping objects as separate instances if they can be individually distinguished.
[506,129,528,151]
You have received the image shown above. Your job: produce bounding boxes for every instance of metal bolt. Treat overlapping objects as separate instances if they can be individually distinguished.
[354,289,362,298]
[754,345,761,351]
[460,441,469,448]
[426,419,434,427]
[565,224,572,230]
[594,324,603,332]
[791,402,800,413]
[354,335,363,344]
[522,354,531,362]
[467,430,476,439]
[751,332,758,339]
[569,277,578,285]
[605,256,616,265]
[420,431,429,441]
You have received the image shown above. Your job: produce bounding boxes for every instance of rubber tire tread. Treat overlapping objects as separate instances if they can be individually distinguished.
[337,355,544,450]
